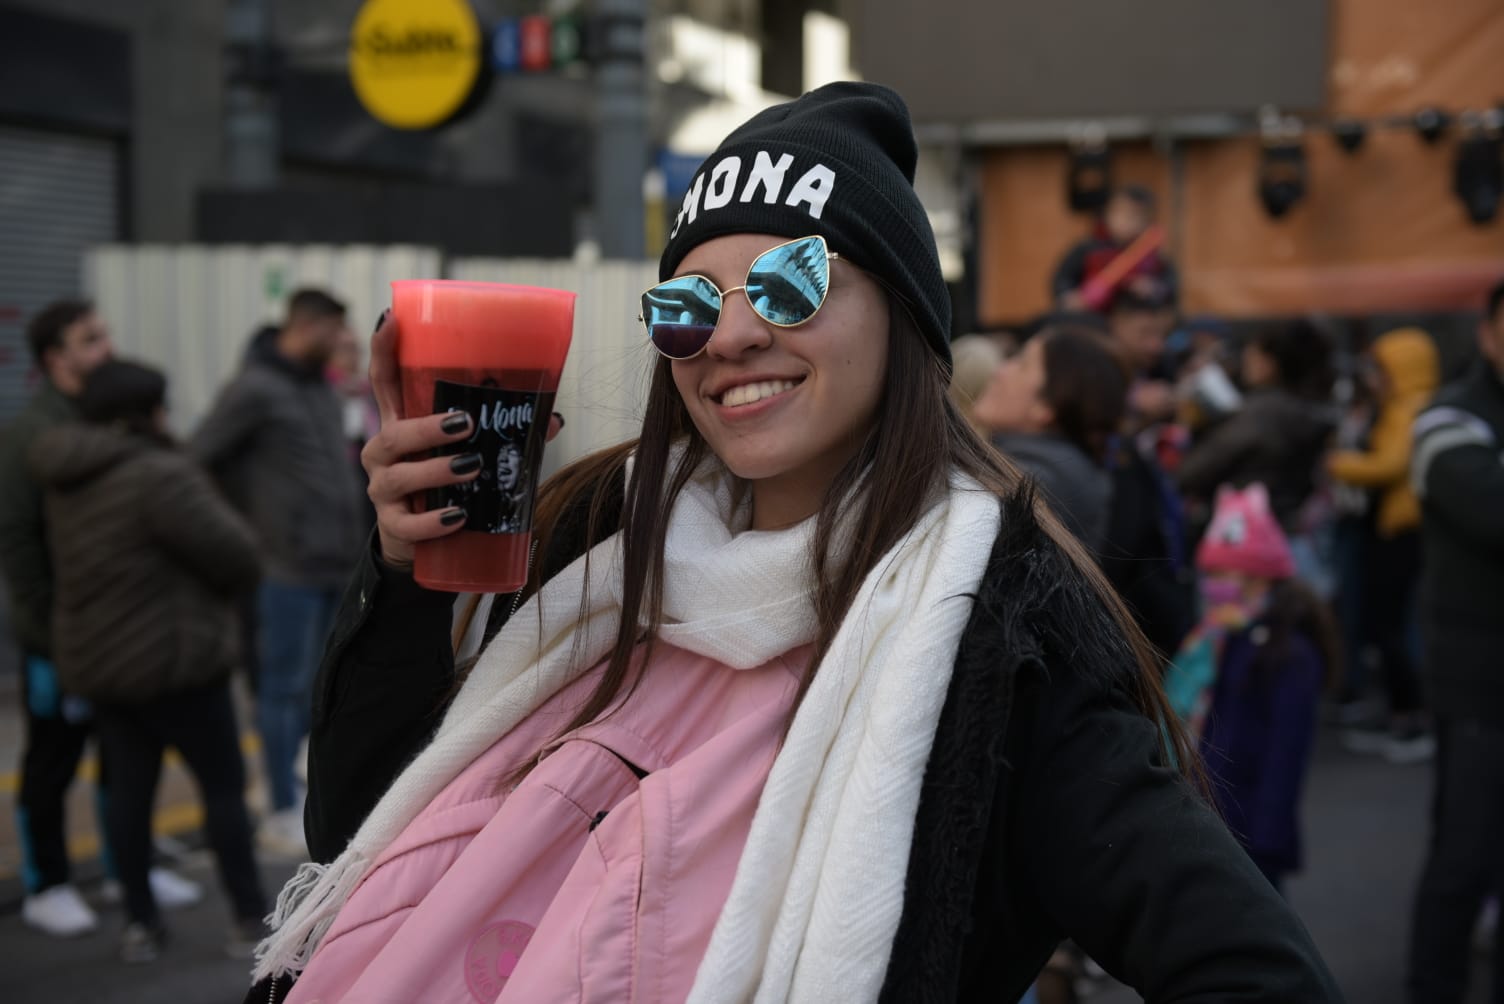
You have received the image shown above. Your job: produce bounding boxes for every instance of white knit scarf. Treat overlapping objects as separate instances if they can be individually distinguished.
[253,455,1001,1002]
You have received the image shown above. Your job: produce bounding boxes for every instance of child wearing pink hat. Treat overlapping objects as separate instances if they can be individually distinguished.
[1169,483,1335,891]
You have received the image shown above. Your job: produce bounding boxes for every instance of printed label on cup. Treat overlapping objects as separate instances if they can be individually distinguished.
[429,379,548,535]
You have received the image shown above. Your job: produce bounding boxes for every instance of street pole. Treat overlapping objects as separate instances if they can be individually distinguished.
[593,0,648,258]
[224,0,279,189]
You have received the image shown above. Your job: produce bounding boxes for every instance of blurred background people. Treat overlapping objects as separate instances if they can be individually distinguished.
[1405,278,1504,1004]
[1052,185,1179,314]
[326,325,379,535]
[0,302,201,937]
[28,360,267,964]
[1179,320,1337,532]
[973,325,1129,553]
[192,289,365,857]
[1100,291,1195,662]
[947,333,1006,437]
[1190,484,1335,893]
[1327,328,1439,764]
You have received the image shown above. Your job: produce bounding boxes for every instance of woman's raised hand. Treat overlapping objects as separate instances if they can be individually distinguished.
[363,312,478,568]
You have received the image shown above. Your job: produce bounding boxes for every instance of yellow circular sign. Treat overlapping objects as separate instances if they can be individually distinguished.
[349,0,483,130]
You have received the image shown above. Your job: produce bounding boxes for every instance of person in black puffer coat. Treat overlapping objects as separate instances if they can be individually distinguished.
[30,360,268,965]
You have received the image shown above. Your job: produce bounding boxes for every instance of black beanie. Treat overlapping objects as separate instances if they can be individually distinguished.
[659,82,951,369]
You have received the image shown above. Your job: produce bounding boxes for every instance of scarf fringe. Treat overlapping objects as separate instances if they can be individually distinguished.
[251,852,367,982]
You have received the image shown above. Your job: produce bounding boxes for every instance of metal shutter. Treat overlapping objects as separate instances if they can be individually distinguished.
[0,125,120,422]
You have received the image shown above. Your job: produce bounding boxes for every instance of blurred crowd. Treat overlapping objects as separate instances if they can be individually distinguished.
[0,185,1500,1004]
[0,290,374,961]
[953,186,1504,1004]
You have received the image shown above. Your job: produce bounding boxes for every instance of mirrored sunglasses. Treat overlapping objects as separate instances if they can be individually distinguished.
[640,235,841,360]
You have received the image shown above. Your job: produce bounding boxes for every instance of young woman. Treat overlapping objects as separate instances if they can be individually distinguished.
[29,360,268,963]
[247,83,1338,1003]
[971,325,1128,554]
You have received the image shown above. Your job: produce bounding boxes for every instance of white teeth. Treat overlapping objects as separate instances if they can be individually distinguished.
[720,379,799,408]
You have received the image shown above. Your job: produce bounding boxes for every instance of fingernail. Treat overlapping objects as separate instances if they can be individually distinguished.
[551,411,566,430]
[449,453,482,475]
[439,507,467,527]
[441,412,472,435]
[373,308,389,334]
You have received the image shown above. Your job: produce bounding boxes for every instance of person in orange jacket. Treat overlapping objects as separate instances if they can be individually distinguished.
[1327,328,1439,762]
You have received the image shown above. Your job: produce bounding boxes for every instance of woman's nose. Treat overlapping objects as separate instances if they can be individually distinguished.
[706,289,774,361]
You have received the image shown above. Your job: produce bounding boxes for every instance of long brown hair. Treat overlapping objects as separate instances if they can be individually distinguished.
[516,295,1202,781]
[1039,326,1131,463]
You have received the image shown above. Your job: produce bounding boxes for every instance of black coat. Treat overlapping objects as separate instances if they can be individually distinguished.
[249,478,1340,1004]
[1178,388,1336,531]
[1413,362,1504,725]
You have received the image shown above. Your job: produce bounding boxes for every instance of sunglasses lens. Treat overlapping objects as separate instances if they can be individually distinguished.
[746,237,830,326]
[643,276,721,358]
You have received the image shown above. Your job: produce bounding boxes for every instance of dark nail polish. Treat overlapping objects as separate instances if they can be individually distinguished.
[439,507,467,526]
[373,308,389,334]
[441,412,472,435]
[551,411,566,430]
[449,453,482,475]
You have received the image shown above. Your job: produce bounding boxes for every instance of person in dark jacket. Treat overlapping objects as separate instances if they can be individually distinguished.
[1329,329,1440,763]
[1406,278,1504,1004]
[247,84,1338,1004]
[972,324,1128,553]
[194,290,364,855]
[1178,320,1337,531]
[1100,294,1195,663]
[30,360,268,964]
[0,300,115,937]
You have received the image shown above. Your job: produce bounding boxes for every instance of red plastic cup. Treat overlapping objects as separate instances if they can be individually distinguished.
[392,280,576,593]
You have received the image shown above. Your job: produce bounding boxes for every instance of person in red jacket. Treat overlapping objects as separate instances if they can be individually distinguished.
[1052,185,1179,314]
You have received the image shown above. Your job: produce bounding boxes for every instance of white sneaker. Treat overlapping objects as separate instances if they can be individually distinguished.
[98,868,204,910]
[257,808,309,860]
[149,867,204,909]
[1384,731,1437,765]
[21,884,100,937]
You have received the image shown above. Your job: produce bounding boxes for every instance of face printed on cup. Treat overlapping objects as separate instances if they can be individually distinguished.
[496,443,522,492]
[669,232,889,494]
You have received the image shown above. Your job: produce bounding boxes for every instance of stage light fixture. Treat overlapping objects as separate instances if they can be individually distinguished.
[1067,134,1112,213]
[1453,120,1502,224]
[1257,113,1307,220]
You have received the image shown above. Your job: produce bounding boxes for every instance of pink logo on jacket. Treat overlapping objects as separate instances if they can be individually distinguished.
[465,921,535,1002]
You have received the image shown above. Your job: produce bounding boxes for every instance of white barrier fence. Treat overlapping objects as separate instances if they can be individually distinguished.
[84,245,658,471]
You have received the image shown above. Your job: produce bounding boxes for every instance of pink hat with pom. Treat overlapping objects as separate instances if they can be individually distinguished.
[1196,483,1296,580]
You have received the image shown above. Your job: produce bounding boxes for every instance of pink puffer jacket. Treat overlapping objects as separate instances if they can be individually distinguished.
[286,641,807,1004]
